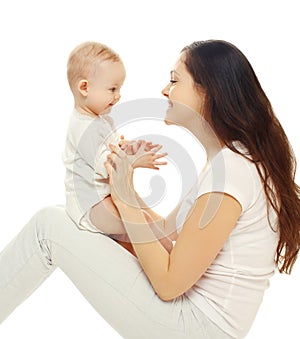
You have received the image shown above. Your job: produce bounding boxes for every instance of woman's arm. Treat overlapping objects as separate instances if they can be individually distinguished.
[90,195,173,254]
[134,193,181,241]
[105,143,242,301]
[114,192,241,301]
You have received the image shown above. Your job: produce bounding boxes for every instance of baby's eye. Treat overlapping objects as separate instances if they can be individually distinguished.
[110,87,117,92]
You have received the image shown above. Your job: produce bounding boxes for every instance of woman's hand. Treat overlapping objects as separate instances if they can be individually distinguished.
[105,143,173,253]
[104,143,137,207]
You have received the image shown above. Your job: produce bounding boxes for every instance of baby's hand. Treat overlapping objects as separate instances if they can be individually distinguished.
[127,140,168,170]
[118,135,168,169]
[119,136,157,154]
[123,140,159,154]
[118,135,137,154]
[118,135,128,148]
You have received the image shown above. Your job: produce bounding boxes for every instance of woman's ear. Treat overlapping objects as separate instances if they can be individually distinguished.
[77,79,89,97]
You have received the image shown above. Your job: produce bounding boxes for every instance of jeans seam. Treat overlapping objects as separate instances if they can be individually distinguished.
[48,238,142,298]
[0,251,51,291]
[49,239,186,333]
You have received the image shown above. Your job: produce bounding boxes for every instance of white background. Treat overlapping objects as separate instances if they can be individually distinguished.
[0,0,299,338]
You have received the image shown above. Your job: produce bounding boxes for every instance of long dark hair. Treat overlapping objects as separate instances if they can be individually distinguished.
[182,40,300,274]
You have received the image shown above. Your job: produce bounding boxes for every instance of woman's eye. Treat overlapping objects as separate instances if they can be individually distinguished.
[170,80,177,85]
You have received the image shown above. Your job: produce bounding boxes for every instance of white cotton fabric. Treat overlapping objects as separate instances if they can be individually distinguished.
[0,205,233,339]
[62,109,119,232]
[176,143,279,338]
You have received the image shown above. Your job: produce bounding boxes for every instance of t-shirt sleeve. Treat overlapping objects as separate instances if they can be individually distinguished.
[75,119,119,178]
[94,122,120,178]
[94,145,110,178]
[196,151,256,212]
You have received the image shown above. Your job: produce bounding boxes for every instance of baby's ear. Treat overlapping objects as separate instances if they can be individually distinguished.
[78,79,88,96]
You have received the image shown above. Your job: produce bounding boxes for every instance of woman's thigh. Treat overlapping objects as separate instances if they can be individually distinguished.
[36,205,214,338]
[5,205,229,338]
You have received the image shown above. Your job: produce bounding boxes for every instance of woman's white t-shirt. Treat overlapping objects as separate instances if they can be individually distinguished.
[176,144,279,338]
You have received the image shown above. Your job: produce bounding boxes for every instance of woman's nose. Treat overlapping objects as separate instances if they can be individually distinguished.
[161,84,170,98]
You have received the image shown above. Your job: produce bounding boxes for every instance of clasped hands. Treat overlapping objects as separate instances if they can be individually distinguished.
[104,135,168,206]
[118,135,168,170]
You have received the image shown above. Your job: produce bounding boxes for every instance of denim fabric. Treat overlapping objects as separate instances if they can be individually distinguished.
[0,205,233,338]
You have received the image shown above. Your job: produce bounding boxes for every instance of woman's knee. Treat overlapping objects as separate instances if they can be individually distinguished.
[32,205,69,239]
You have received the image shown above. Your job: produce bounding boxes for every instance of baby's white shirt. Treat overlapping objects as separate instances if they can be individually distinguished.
[62,109,119,232]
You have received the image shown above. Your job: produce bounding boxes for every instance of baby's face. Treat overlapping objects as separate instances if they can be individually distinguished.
[85,60,126,116]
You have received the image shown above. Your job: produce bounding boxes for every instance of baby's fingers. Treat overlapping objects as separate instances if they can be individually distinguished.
[108,143,126,158]
[126,144,134,154]
[153,161,168,166]
[152,152,168,160]
[148,144,163,153]
[135,140,148,153]
[151,163,167,170]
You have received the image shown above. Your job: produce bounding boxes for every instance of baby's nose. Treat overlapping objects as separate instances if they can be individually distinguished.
[112,94,121,105]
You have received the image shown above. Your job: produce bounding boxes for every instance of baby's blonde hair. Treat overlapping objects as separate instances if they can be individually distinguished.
[67,41,121,94]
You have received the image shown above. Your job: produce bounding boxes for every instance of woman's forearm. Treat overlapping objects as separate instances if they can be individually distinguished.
[134,192,179,241]
[90,195,172,253]
[134,192,165,229]
[115,200,170,297]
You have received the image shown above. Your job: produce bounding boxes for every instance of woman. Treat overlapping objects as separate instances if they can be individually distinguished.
[0,40,299,339]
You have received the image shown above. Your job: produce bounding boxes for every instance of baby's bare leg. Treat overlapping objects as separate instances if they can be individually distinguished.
[90,196,136,256]
[90,196,172,254]
[90,196,127,235]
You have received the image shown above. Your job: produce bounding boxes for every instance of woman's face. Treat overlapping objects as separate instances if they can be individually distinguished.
[162,54,205,127]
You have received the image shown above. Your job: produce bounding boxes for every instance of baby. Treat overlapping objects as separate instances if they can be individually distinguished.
[62,42,171,252]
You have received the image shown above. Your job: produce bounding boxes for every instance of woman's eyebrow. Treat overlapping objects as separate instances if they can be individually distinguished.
[170,70,180,77]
